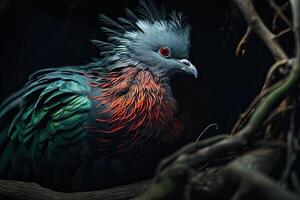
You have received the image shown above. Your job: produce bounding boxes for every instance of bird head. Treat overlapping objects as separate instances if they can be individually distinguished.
[92,0,197,80]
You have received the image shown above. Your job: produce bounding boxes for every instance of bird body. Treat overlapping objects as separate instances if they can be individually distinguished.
[0,1,197,191]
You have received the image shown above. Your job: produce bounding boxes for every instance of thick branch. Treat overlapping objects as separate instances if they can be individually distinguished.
[187,148,283,200]
[234,0,288,61]
[0,180,148,200]
[291,0,300,61]
[224,162,300,200]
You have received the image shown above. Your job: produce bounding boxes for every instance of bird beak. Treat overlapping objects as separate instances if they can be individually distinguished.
[178,59,198,78]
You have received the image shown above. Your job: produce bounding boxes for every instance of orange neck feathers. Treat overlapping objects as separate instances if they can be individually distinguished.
[90,67,184,151]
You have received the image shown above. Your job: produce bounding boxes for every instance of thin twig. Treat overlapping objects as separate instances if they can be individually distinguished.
[275,27,293,38]
[234,0,288,61]
[195,123,219,142]
[231,76,285,135]
[263,104,293,126]
[261,59,289,92]
[268,0,292,30]
[236,27,252,56]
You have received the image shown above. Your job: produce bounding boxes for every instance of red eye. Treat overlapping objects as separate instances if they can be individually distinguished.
[159,47,171,57]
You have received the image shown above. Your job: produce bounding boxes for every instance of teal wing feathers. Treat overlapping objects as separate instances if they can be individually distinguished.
[0,67,97,191]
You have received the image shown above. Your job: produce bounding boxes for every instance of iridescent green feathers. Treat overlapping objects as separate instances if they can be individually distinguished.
[0,68,94,188]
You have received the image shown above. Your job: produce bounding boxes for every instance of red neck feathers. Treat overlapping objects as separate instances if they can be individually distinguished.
[90,67,184,148]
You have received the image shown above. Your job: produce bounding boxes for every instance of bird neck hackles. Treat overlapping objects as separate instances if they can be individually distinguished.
[89,67,184,150]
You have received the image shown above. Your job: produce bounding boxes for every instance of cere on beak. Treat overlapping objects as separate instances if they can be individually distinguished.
[178,59,198,78]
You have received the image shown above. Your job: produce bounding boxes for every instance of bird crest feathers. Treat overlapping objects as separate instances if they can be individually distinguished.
[91,0,191,66]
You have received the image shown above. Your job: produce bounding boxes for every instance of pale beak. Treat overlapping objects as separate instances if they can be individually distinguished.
[178,59,198,78]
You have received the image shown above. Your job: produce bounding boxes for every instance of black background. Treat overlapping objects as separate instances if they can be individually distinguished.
[0,0,292,140]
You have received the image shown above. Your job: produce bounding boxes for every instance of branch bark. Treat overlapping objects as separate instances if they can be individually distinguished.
[186,148,284,200]
[0,180,148,200]
[234,0,288,61]
[224,161,300,200]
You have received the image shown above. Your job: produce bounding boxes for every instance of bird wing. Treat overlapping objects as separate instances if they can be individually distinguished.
[0,67,97,190]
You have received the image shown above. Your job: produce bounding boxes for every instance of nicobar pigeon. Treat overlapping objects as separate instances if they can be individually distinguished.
[0,0,197,192]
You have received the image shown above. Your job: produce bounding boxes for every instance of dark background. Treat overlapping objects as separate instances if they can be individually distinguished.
[0,0,290,140]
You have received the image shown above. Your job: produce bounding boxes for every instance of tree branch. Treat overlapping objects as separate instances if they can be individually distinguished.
[291,0,300,61]
[0,180,148,200]
[234,0,288,61]
[268,0,292,30]
[224,160,300,200]
[236,27,252,56]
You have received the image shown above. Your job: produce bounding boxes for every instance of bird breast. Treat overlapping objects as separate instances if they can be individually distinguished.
[89,67,184,151]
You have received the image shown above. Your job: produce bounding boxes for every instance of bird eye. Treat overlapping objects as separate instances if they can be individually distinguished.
[158,47,171,58]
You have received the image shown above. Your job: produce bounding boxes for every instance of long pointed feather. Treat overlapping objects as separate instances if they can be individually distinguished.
[144,0,161,20]
[99,14,126,32]
[138,0,155,22]
[0,88,24,113]
[101,27,122,36]
[90,39,116,51]
[125,8,138,22]
[118,17,143,32]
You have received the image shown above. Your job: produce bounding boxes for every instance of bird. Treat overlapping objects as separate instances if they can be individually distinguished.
[0,0,197,192]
